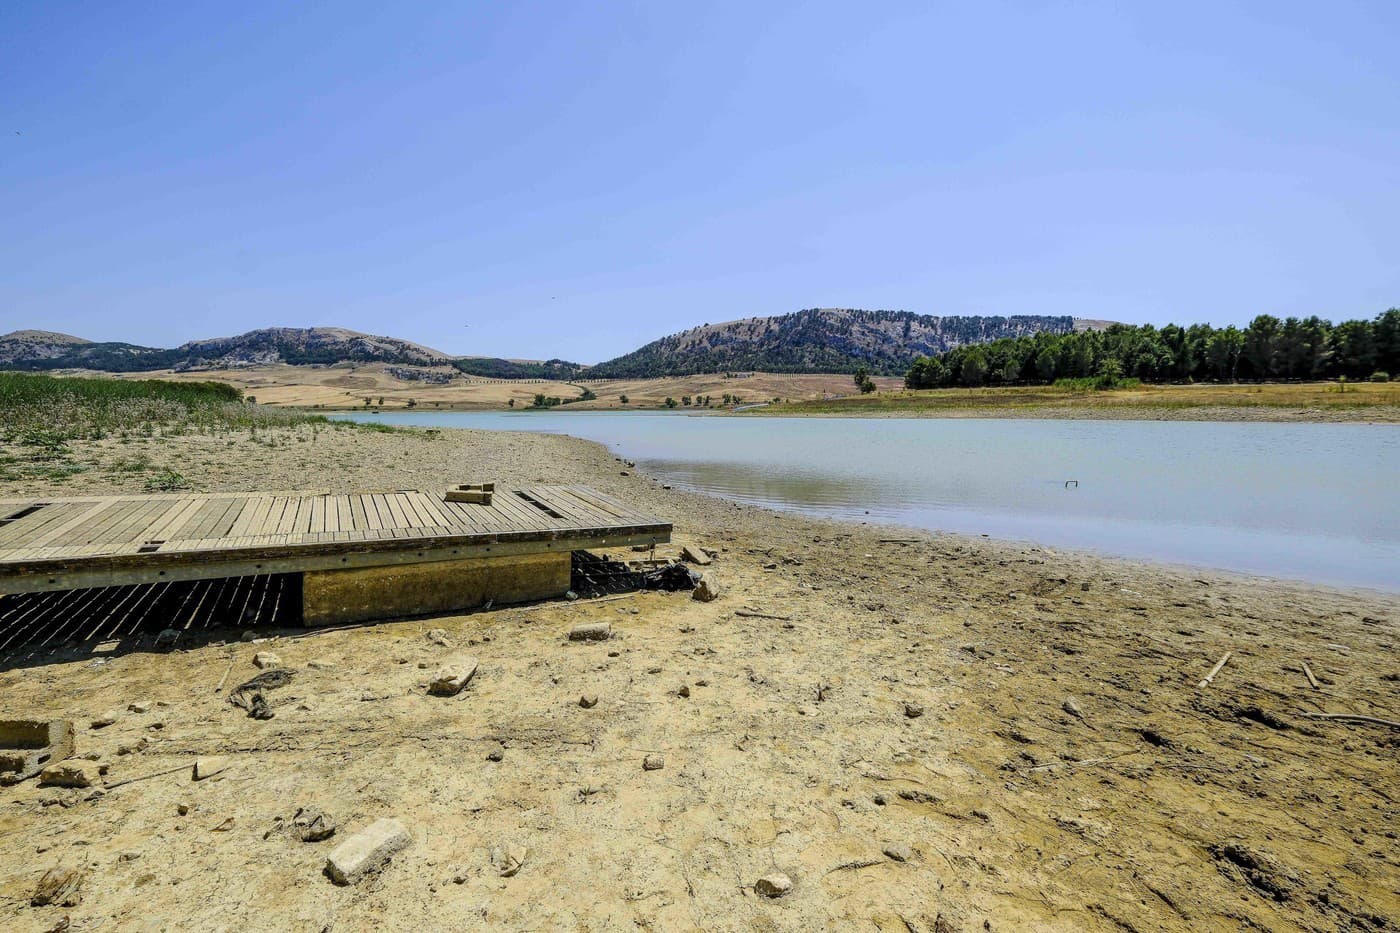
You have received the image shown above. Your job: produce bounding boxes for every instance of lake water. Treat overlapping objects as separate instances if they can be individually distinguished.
[335,411,1400,592]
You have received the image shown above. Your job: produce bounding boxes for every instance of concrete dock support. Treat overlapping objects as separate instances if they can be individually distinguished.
[301,551,571,627]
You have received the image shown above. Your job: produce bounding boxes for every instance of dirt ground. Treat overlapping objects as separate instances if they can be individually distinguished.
[1,424,1396,931]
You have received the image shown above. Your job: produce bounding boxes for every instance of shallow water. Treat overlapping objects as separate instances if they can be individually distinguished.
[335,410,1400,592]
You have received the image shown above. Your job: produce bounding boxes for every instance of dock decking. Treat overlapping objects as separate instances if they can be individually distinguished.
[0,485,670,594]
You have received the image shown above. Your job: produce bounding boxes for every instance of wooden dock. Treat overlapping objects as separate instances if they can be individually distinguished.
[0,485,670,631]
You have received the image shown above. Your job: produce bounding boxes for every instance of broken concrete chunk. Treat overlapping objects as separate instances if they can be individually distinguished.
[31,865,84,907]
[679,543,713,566]
[691,578,722,602]
[39,761,99,789]
[427,655,479,697]
[325,818,411,885]
[252,652,282,669]
[755,872,793,898]
[568,622,612,642]
[193,757,228,781]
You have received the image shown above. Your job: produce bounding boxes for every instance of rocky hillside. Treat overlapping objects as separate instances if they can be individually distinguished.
[587,308,1087,377]
[0,327,525,374]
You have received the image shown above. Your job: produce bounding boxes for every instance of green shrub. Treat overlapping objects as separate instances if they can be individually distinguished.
[1371,371,1390,383]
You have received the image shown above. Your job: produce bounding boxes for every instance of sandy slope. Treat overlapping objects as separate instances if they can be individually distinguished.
[1,424,1396,931]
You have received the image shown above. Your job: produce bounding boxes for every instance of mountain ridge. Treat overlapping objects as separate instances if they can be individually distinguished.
[2,312,1105,378]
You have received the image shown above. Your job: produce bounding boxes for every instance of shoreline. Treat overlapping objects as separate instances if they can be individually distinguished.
[1,421,1395,930]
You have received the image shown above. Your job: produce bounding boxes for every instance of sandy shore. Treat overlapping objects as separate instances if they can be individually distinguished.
[2,423,1396,931]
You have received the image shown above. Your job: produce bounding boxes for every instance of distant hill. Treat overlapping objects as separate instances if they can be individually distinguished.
[0,326,586,377]
[2,312,1102,379]
[586,308,1089,377]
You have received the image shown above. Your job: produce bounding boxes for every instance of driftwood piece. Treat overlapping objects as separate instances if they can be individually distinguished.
[1196,651,1232,689]
[1298,712,1400,730]
[103,762,190,790]
[1301,661,1320,690]
[214,653,237,693]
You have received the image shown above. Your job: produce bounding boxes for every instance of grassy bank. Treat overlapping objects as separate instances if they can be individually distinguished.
[0,371,341,486]
[753,379,1400,420]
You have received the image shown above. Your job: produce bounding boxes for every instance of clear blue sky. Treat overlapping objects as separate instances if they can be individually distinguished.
[3,1,1397,363]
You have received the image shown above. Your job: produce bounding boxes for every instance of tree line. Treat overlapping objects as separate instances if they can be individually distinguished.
[904,310,1399,389]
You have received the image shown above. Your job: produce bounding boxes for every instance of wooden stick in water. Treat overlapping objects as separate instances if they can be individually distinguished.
[1301,661,1320,690]
[1196,651,1232,689]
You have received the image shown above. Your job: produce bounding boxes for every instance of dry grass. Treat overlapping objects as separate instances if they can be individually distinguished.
[759,380,1400,420]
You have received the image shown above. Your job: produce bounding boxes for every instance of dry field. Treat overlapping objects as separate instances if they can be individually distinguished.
[0,424,1396,931]
[764,380,1400,422]
[101,364,902,412]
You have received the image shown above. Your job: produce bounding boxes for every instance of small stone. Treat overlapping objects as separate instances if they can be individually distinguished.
[1062,697,1085,719]
[883,844,913,862]
[754,872,793,898]
[428,655,479,697]
[192,757,228,781]
[253,652,281,669]
[39,762,99,789]
[241,630,258,642]
[325,818,412,885]
[691,578,721,602]
[677,685,690,699]
[642,754,664,771]
[491,844,528,877]
[90,710,120,729]
[177,802,191,816]
[579,694,599,709]
[154,629,180,650]
[904,702,925,719]
[568,622,612,642]
[118,851,141,863]
[31,865,84,907]
[485,743,505,762]
[873,793,888,806]
[425,628,452,647]
[564,590,579,601]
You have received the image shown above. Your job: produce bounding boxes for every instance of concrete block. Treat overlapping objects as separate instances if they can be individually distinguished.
[325,818,411,885]
[568,622,612,642]
[0,719,74,785]
[303,552,570,628]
